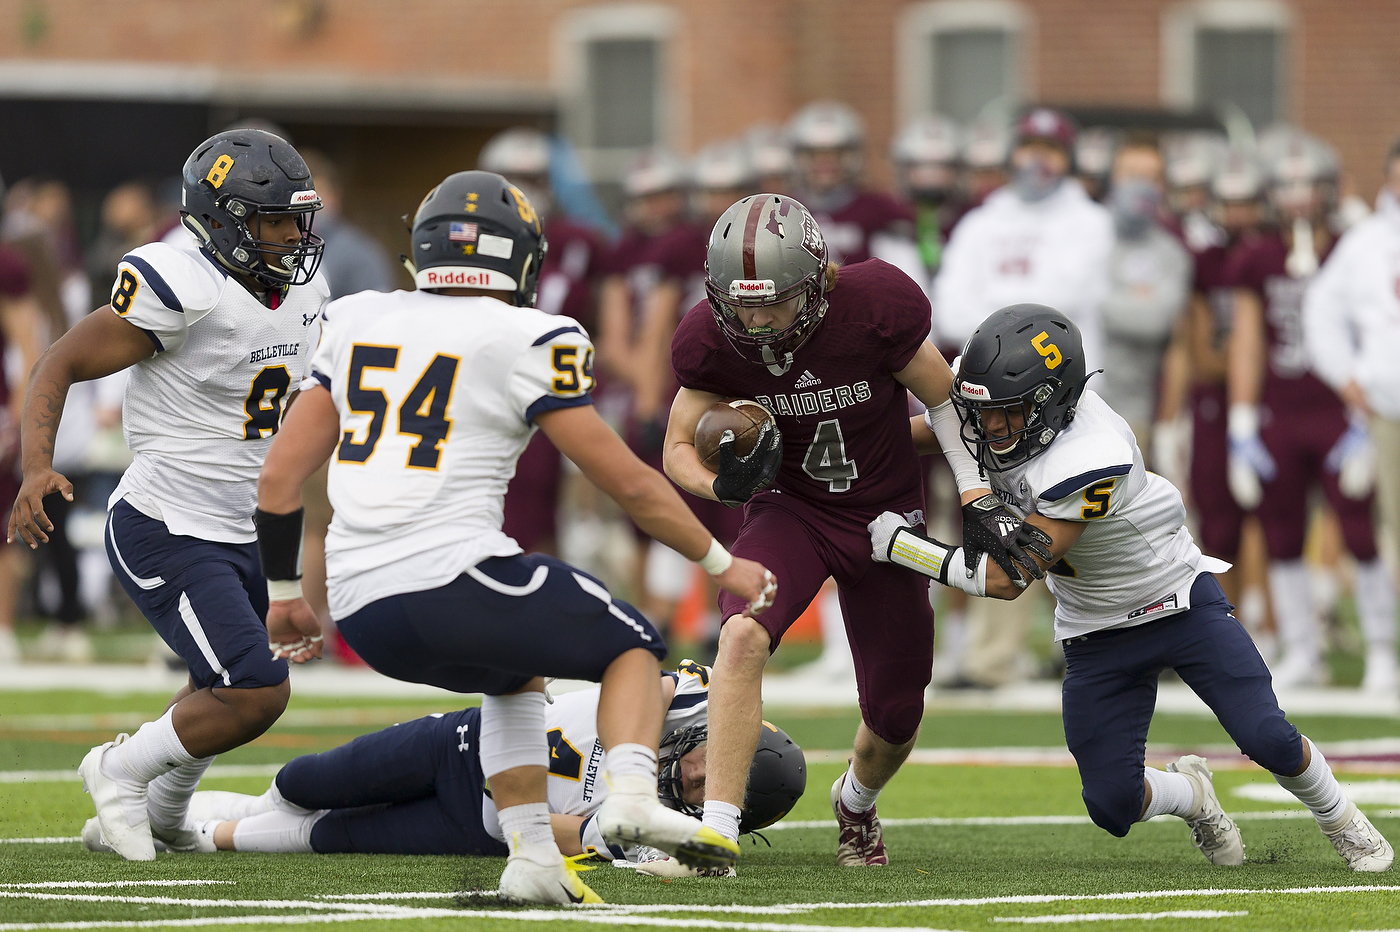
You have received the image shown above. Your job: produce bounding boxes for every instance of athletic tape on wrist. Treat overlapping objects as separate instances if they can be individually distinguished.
[698,538,733,575]
[267,579,304,602]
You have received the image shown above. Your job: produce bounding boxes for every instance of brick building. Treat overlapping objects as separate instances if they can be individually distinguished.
[2,0,1397,261]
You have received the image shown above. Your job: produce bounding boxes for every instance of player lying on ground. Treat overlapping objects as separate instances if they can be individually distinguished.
[254,171,777,905]
[84,662,806,869]
[870,303,1393,872]
[662,194,1036,874]
[8,130,330,862]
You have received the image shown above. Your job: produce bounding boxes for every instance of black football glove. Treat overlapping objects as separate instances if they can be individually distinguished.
[960,494,1052,590]
[712,421,783,508]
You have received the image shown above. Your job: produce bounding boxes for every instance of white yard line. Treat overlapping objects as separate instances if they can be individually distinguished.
[0,883,231,890]
[0,837,80,844]
[992,911,1247,924]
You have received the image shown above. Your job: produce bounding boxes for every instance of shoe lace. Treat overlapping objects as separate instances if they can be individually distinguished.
[1330,822,1378,860]
[1190,810,1234,852]
[564,853,600,876]
[841,807,881,855]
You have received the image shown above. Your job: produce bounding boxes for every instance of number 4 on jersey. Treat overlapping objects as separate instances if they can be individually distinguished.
[803,418,858,492]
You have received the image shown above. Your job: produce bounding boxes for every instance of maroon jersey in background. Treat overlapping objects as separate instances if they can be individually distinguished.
[536,217,603,331]
[0,244,27,504]
[808,191,915,267]
[1224,231,1341,415]
[672,259,927,514]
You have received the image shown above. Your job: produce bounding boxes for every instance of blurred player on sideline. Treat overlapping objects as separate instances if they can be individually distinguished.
[662,194,1033,873]
[255,170,775,903]
[8,129,331,860]
[1226,130,1394,690]
[873,304,1393,873]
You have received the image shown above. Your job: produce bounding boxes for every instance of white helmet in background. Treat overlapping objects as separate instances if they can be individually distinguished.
[478,127,552,177]
[747,124,794,182]
[692,139,755,191]
[963,118,1012,169]
[1075,126,1121,179]
[893,113,962,201]
[1211,146,1264,203]
[788,100,866,151]
[624,147,688,198]
[1163,132,1227,190]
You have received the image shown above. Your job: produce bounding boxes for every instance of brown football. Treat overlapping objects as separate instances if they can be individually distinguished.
[695,400,776,471]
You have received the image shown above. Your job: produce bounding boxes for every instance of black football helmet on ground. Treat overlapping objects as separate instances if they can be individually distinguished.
[658,719,807,833]
[410,170,546,307]
[951,304,1092,473]
[180,129,325,294]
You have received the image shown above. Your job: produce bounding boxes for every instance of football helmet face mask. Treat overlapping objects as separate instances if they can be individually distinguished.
[410,170,546,307]
[951,304,1090,473]
[180,129,325,294]
[704,194,829,371]
[659,720,807,833]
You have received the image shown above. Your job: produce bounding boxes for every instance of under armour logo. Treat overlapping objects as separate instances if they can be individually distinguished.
[456,724,471,753]
[302,313,317,327]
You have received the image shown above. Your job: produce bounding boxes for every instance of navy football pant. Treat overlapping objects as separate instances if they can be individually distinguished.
[1062,573,1303,838]
[276,707,507,856]
[106,500,286,691]
[337,553,666,696]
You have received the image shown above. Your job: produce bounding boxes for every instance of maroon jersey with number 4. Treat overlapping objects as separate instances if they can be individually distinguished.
[671,258,928,513]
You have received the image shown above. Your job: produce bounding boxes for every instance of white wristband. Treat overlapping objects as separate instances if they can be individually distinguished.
[267,578,304,602]
[698,538,733,576]
[944,548,988,598]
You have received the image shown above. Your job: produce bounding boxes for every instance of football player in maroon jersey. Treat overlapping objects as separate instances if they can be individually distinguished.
[1226,130,1394,689]
[653,194,1038,873]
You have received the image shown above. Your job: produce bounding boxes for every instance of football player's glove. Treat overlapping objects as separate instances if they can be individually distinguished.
[961,494,1048,590]
[1324,418,1376,500]
[712,421,783,508]
[1227,404,1276,510]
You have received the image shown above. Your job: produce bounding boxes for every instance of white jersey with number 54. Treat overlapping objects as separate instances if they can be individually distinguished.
[308,289,595,620]
[108,239,327,543]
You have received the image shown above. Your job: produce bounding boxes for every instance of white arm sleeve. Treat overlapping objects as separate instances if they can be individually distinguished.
[924,400,984,495]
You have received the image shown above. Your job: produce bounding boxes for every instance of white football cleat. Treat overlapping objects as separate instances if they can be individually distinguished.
[496,841,602,905]
[634,852,736,878]
[1271,652,1326,689]
[1168,755,1244,866]
[1361,649,1399,696]
[1322,803,1394,872]
[596,775,740,870]
[151,817,217,853]
[82,817,171,854]
[79,737,155,861]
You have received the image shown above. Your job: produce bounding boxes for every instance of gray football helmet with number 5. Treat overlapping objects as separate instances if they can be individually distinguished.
[704,194,829,374]
[951,304,1092,473]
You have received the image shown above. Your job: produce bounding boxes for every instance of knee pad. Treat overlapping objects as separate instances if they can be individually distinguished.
[1081,777,1140,838]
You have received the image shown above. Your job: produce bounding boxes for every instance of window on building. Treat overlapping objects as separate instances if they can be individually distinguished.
[1195,28,1283,127]
[933,28,1010,123]
[896,2,1029,130]
[587,38,658,150]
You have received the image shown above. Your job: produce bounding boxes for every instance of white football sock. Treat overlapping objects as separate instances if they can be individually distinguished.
[1353,559,1397,652]
[1269,560,1320,663]
[1273,737,1348,826]
[839,765,880,813]
[230,808,322,853]
[147,755,214,835]
[702,799,742,843]
[1142,767,1196,821]
[604,743,658,785]
[478,691,548,779]
[499,802,555,849]
[101,710,197,785]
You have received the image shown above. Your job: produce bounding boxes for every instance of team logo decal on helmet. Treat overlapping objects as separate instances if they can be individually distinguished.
[705,194,830,374]
[179,129,325,294]
[659,720,807,833]
[951,304,1094,473]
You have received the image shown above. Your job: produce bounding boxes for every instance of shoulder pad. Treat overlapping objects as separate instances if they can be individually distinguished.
[1031,424,1134,504]
[119,242,222,313]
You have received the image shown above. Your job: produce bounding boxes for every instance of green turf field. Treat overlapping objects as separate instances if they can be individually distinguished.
[3,689,1398,931]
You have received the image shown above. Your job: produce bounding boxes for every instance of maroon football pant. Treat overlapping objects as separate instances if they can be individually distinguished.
[1189,383,1246,558]
[1258,403,1377,561]
[502,431,563,553]
[717,491,934,745]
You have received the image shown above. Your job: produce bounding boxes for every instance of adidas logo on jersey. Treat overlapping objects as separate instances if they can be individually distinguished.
[793,370,822,388]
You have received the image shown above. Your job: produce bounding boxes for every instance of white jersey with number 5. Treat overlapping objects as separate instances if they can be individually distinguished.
[988,390,1230,640]
[309,289,595,620]
[108,239,327,542]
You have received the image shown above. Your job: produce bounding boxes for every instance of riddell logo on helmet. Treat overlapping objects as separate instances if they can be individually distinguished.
[730,279,776,297]
[959,382,990,399]
[423,269,491,286]
[289,190,319,206]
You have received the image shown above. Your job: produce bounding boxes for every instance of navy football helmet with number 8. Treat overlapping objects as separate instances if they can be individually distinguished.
[951,304,1093,473]
[180,129,325,295]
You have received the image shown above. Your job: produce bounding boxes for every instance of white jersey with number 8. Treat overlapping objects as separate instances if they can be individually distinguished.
[308,289,595,620]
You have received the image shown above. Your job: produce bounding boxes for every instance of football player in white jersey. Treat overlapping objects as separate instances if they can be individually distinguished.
[869,304,1393,873]
[8,129,331,863]
[254,170,777,904]
[125,661,805,870]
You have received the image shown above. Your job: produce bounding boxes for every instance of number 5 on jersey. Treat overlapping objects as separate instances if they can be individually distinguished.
[337,343,461,470]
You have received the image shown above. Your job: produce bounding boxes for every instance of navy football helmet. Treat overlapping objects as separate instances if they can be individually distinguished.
[659,719,807,833]
[180,129,324,295]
